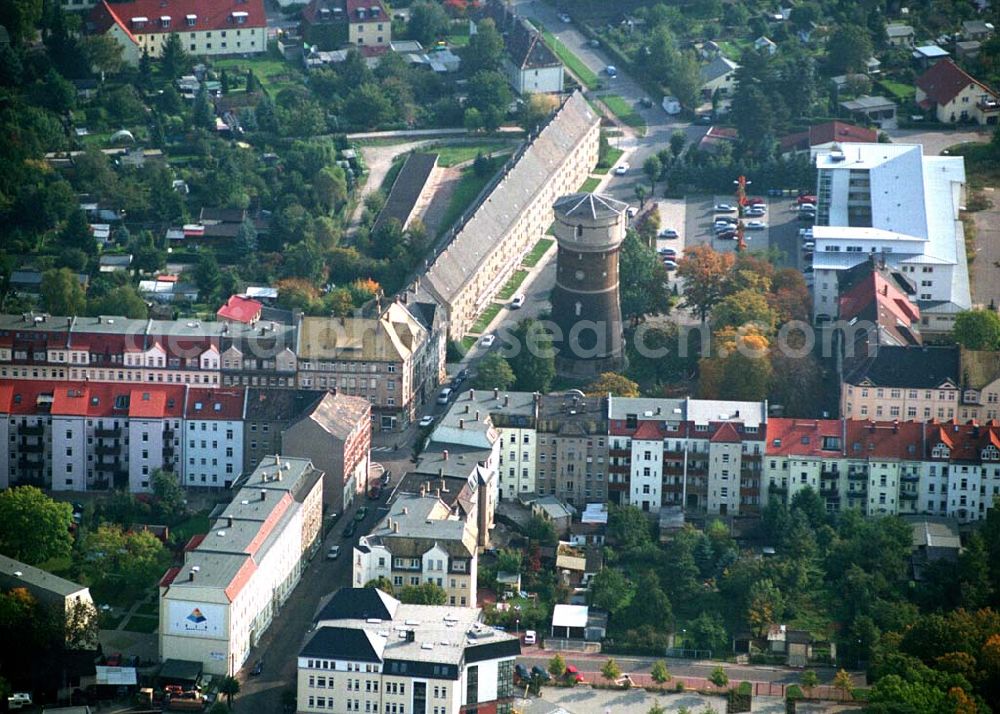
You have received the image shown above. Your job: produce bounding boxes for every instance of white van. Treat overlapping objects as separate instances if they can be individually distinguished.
[436,387,453,405]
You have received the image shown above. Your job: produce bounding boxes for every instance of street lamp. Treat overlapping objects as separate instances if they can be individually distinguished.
[515,618,520,635]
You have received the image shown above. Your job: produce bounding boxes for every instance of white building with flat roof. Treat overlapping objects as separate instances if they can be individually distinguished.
[811,143,970,329]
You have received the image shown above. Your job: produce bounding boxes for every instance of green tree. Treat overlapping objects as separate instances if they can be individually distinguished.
[548,653,567,678]
[620,231,671,324]
[0,487,74,565]
[88,286,148,319]
[365,576,395,595]
[151,470,186,523]
[398,582,448,605]
[517,93,557,134]
[81,525,170,600]
[160,33,190,79]
[467,70,512,116]
[832,669,854,701]
[670,130,687,158]
[713,289,778,334]
[65,598,100,650]
[643,155,662,192]
[193,252,222,302]
[41,268,86,316]
[218,676,240,709]
[313,166,349,215]
[709,666,729,688]
[801,670,819,694]
[463,107,484,132]
[589,568,633,614]
[828,25,874,74]
[496,548,522,574]
[0,0,42,46]
[464,18,504,74]
[953,309,1000,350]
[507,318,555,393]
[746,578,784,637]
[408,1,450,46]
[601,658,622,682]
[585,372,640,397]
[472,353,516,391]
[193,85,214,130]
[345,83,393,129]
[666,51,702,109]
[608,505,653,549]
[522,515,557,545]
[651,660,671,683]
[79,34,124,79]
[647,705,667,714]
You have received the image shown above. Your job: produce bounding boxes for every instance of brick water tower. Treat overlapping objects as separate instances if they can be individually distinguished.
[549,192,628,378]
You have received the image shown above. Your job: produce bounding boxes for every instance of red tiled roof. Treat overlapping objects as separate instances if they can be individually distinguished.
[916,58,996,106]
[89,1,140,45]
[765,418,844,456]
[632,420,664,441]
[247,493,292,558]
[225,557,258,601]
[779,121,877,153]
[839,270,921,336]
[710,421,742,443]
[90,0,265,36]
[128,389,167,418]
[51,386,94,417]
[3,381,187,419]
[216,295,262,324]
[185,387,245,419]
[844,420,923,459]
[924,419,1000,461]
[158,566,181,588]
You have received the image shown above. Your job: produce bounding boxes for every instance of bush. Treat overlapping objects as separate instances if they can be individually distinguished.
[786,685,804,700]
[675,681,685,692]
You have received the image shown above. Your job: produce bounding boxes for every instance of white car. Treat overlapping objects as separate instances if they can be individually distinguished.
[480,334,496,347]
[8,694,32,710]
[658,247,678,258]
[510,294,525,309]
[418,415,435,428]
[558,12,571,23]
[662,259,678,270]
[745,221,768,230]
[627,206,637,218]
[799,203,816,213]
[746,206,766,217]
[327,546,341,560]
[714,203,737,213]
[614,162,629,176]
[524,630,537,645]
[802,241,815,250]
[659,228,679,238]
[713,218,737,227]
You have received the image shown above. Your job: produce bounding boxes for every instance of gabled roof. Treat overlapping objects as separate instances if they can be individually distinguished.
[844,345,960,389]
[290,391,370,441]
[765,418,843,457]
[314,587,399,622]
[216,295,262,324]
[710,421,742,443]
[300,626,385,662]
[88,1,140,45]
[701,55,738,84]
[916,58,997,106]
[90,0,265,35]
[185,387,246,420]
[485,1,560,70]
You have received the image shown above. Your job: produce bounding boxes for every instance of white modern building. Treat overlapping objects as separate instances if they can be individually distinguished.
[298,588,519,714]
[159,456,323,675]
[810,143,970,329]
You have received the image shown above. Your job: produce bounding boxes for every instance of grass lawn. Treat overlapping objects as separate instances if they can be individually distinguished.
[878,78,915,102]
[601,95,647,135]
[470,303,503,335]
[460,336,476,353]
[212,56,304,95]
[99,612,125,630]
[437,164,501,238]
[948,141,1000,185]
[497,270,529,300]
[579,176,601,193]
[522,238,554,267]
[172,511,211,544]
[597,146,625,172]
[123,615,159,634]
[532,22,600,90]
[447,33,470,47]
[432,142,517,168]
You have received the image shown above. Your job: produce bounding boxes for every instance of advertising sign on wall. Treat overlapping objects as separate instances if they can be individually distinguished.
[166,601,226,639]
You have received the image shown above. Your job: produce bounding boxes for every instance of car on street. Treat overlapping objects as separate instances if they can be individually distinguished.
[614,162,629,175]
[8,693,32,710]
[798,203,816,213]
[355,506,368,521]
[251,660,264,676]
[510,294,525,309]
[558,12,571,23]
[524,630,536,645]
[695,113,712,124]
[587,38,600,47]
[747,197,766,206]
[717,230,737,240]
[515,664,530,681]
[659,228,679,238]
[368,485,382,500]
[419,415,435,428]
[662,259,678,270]
[714,203,737,213]
[745,220,767,230]
[802,241,815,250]
[746,206,766,217]
[327,545,341,560]
[531,666,551,682]
[343,520,357,538]
[605,65,617,78]
[480,334,496,347]
[658,247,678,258]
[436,387,453,404]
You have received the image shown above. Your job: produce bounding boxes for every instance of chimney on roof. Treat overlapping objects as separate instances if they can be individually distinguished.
[387,517,393,530]
[260,489,267,501]
[425,480,432,493]
[469,389,475,400]
[435,488,441,498]
[465,405,470,414]
[475,410,480,421]
[443,449,449,460]
[459,419,464,429]
[189,571,194,582]
[494,388,499,399]
[420,484,426,497]
[227,516,233,527]
[402,506,408,515]
[504,394,509,407]
[393,521,399,533]
[440,478,446,493]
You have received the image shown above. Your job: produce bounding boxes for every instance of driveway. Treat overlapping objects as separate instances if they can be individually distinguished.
[531,687,787,714]
[882,127,992,155]
[969,187,1000,307]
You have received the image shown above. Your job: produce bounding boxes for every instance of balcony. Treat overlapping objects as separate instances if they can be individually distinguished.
[847,485,868,497]
[609,463,628,474]
[163,445,176,459]
[820,486,839,497]
[978,98,999,113]
[20,424,44,437]
[901,473,919,483]
[164,427,175,440]
[95,444,121,456]
[19,442,45,453]
[848,470,868,481]
[17,457,45,471]
[609,448,629,457]
[769,484,788,495]
[88,478,111,491]
[94,460,122,472]
[820,468,839,478]
[900,491,918,501]
[94,427,121,438]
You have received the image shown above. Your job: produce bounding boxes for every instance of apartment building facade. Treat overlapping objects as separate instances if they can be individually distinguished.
[0,381,246,492]
[354,494,480,607]
[88,0,267,65]
[763,418,1000,523]
[841,346,961,421]
[419,92,600,340]
[534,393,609,507]
[608,397,767,516]
[297,588,519,714]
[159,455,323,675]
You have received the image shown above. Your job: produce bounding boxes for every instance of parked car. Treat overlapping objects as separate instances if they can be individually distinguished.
[605,65,617,78]
[342,520,357,538]
[8,693,32,710]
[745,220,767,230]
[418,415,435,428]
[531,666,551,682]
[659,228,679,238]
[802,241,815,250]
[639,97,653,108]
[714,224,737,234]
[515,664,530,681]
[436,387,453,404]
[797,194,817,205]
[662,259,679,270]
[558,12,571,23]
[326,545,341,560]
[798,203,816,212]
[626,206,638,218]
[524,630,536,645]
[716,230,737,240]
[250,660,264,676]
[658,247,678,258]
[355,506,368,521]
[746,206,766,217]
[747,197,766,206]
[695,113,712,124]
[480,334,496,347]
[510,294,525,309]
[798,211,816,222]
[714,203,737,213]
[614,162,629,176]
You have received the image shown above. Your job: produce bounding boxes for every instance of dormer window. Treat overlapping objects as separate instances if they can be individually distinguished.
[232,10,248,24]
[131,16,148,28]
[160,15,171,28]
[186,14,196,26]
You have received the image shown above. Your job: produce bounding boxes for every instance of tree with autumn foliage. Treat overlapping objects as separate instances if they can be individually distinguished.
[676,245,734,322]
[699,327,773,401]
[586,372,640,397]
